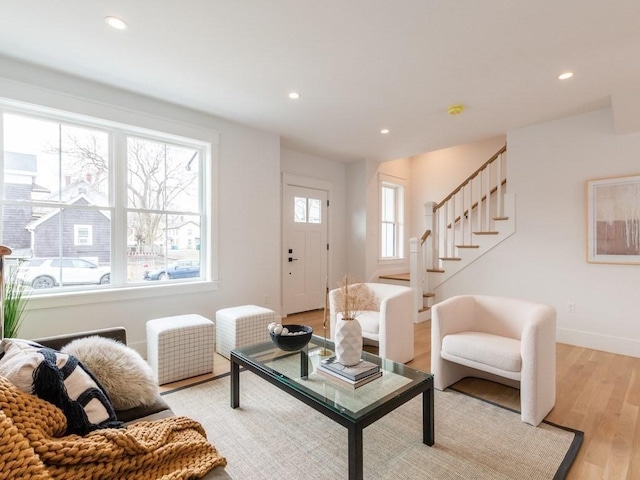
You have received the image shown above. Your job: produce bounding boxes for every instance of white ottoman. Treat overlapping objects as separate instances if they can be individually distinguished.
[215,305,276,359]
[146,314,214,385]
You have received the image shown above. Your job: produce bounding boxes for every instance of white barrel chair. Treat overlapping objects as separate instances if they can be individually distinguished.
[431,294,556,426]
[329,283,414,364]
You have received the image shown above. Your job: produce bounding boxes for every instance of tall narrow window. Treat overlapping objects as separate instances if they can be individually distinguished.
[380,179,404,259]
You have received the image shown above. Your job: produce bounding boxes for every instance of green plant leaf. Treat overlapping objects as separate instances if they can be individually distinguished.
[3,269,30,338]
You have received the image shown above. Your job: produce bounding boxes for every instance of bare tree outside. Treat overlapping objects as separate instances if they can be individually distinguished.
[3,111,205,289]
[59,133,200,251]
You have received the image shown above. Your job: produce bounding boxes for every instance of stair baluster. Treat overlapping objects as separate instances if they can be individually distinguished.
[408,145,509,321]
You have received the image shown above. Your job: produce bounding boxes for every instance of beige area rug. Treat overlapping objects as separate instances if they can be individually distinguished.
[163,372,582,480]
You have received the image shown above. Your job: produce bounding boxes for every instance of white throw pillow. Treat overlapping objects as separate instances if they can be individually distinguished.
[63,336,159,411]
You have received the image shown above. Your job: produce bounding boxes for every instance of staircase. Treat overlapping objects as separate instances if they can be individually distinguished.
[380,145,513,323]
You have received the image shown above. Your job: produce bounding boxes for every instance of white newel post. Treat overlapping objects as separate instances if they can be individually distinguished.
[409,238,422,324]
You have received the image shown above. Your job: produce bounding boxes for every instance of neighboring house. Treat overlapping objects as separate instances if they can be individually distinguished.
[3,156,111,263]
[166,220,200,250]
[25,195,110,262]
[3,152,43,256]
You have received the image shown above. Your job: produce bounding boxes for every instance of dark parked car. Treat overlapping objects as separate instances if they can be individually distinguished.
[143,260,200,281]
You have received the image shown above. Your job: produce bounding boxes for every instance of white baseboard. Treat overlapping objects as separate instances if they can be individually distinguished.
[557,327,640,358]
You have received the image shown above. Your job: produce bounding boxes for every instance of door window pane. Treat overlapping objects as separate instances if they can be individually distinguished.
[308,198,321,224]
[294,196,322,224]
[294,197,307,223]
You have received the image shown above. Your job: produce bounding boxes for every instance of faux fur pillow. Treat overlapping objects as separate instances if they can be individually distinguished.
[62,336,159,411]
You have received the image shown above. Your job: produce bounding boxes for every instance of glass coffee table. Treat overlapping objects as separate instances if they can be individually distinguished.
[230,335,434,480]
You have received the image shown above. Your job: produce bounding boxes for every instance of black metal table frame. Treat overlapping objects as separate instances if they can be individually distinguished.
[230,345,434,480]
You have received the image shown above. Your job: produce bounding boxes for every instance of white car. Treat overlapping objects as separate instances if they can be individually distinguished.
[16,257,111,289]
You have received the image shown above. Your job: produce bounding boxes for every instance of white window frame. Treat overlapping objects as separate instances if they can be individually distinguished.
[379,174,406,261]
[0,96,219,307]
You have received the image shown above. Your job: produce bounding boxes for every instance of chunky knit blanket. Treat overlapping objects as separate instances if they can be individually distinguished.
[0,376,226,479]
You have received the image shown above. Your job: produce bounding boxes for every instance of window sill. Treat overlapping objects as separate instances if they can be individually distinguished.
[378,257,406,265]
[24,280,219,311]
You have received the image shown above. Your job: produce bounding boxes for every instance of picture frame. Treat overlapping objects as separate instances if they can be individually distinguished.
[586,174,640,264]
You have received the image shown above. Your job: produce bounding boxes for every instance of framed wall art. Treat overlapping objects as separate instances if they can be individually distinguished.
[586,174,640,264]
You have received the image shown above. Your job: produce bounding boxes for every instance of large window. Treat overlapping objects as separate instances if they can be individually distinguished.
[1,104,210,293]
[380,178,404,259]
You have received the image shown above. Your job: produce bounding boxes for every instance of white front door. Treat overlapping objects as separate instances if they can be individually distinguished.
[282,184,328,315]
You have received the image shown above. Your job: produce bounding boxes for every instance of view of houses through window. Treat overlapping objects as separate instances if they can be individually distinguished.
[1,108,207,293]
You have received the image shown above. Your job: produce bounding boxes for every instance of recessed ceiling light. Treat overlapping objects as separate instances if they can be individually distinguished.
[380,129,390,135]
[105,16,128,30]
[558,72,574,80]
[288,92,300,100]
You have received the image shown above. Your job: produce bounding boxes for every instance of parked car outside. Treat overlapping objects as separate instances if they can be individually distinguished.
[16,257,111,289]
[143,260,200,281]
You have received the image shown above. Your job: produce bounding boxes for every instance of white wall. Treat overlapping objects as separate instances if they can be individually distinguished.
[280,148,348,290]
[436,108,640,357]
[1,56,282,354]
[346,160,367,281]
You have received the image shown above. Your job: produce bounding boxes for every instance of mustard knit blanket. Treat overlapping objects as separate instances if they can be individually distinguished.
[0,376,226,479]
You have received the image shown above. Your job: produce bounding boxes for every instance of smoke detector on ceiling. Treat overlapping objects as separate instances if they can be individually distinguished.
[447,104,465,115]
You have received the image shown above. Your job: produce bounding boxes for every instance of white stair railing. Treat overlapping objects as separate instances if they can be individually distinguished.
[411,145,508,309]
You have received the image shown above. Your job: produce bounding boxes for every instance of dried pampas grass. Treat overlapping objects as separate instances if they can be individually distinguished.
[335,275,378,320]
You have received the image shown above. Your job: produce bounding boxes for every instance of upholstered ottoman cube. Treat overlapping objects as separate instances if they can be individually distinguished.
[215,305,276,359]
[146,314,214,385]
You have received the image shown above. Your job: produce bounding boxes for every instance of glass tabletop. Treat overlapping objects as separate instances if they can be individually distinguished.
[232,334,432,422]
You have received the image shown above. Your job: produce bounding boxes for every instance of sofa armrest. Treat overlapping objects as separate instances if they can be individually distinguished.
[32,327,127,351]
[377,285,414,363]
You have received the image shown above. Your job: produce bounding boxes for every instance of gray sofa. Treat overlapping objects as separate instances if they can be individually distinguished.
[34,326,232,480]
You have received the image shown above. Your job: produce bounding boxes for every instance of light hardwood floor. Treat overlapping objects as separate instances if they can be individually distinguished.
[163,309,640,480]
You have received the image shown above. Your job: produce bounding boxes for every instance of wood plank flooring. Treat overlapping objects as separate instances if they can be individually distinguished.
[162,309,640,480]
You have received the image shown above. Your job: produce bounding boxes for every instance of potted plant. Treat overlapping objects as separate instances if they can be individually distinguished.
[3,268,29,338]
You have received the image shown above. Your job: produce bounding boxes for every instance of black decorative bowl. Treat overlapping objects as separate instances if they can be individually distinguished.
[270,324,313,351]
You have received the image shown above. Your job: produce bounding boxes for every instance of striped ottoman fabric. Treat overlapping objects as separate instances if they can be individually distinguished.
[215,305,277,359]
[146,314,214,385]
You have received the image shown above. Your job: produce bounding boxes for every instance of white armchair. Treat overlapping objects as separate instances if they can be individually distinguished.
[431,295,556,426]
[329,283,414,364]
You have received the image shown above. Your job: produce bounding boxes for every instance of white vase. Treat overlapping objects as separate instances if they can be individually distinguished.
[334,316,363,366]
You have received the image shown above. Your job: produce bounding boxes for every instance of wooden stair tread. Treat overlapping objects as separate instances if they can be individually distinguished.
[419,306,431,313]
[493,216,509,221]
[427,268,445,273]
[378,273,410,281]
[473,231,499,235]
[440,257,461,261]
[423,292,435,298]
[456,244,480,248]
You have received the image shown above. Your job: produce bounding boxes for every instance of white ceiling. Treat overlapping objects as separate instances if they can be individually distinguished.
[1,1,639,162]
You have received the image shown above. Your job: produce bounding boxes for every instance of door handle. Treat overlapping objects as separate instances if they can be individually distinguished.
[288,257,298,262]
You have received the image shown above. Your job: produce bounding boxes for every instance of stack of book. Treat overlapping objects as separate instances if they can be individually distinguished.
[316,356,382,388]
